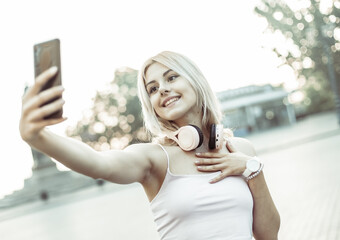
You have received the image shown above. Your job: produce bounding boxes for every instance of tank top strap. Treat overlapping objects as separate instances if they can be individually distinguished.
[157,144,170,170]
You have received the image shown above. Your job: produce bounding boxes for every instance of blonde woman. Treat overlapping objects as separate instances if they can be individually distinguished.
[20,51,280,240]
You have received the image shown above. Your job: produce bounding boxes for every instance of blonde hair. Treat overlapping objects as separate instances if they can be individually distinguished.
[137,51,231,143]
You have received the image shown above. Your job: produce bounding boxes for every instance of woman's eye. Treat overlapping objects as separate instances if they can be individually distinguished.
[168,75,178,81]
[149,86,158,94]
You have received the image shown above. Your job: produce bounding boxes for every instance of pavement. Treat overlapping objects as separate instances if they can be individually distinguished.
[0,111,339,240]
[247,111,340,240]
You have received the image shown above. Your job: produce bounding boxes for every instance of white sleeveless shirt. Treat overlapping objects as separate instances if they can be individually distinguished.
[150,145,253,240]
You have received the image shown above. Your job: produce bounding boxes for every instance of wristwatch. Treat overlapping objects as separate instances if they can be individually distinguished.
[242,157,261,178]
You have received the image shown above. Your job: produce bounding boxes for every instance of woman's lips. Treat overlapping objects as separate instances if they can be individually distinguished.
[162,96,180,107]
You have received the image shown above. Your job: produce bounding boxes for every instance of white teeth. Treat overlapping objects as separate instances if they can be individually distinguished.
[165,97,179,107]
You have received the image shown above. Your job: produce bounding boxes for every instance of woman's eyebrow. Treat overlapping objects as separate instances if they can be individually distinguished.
[146,69,174,88]
[145,80,156,88]
[162,69,172,77]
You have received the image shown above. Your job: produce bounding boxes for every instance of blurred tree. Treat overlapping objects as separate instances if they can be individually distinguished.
[66,67,149,151]
[254,0,340,120]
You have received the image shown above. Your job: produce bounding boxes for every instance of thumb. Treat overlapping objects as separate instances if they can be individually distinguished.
[226,139,237,153]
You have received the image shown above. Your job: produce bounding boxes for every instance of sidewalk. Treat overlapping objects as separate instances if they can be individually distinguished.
[247,110,340,154]
[247,111,340,240]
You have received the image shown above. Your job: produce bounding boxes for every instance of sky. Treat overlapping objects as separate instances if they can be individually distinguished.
[0,0,299,198]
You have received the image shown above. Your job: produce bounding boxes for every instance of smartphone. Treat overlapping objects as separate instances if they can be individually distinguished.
[33,38,63,119]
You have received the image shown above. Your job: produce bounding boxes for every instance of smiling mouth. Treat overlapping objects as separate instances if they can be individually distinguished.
[163,97,180,107]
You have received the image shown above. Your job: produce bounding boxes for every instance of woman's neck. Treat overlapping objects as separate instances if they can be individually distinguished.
[174,107,204,129]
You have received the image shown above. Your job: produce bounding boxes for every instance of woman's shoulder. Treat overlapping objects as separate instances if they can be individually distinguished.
[228,137,257,156]
[125,142,162,155]
[124,142,177,161]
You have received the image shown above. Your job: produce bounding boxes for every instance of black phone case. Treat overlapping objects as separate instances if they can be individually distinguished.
[34,38,63,119]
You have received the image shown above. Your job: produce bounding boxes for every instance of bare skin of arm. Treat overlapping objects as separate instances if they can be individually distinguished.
[20,67,154,185]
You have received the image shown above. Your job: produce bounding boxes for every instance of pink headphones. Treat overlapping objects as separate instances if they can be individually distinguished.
[166,124,224,151]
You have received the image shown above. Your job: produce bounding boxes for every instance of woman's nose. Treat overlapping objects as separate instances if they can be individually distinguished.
[159,83,170,95]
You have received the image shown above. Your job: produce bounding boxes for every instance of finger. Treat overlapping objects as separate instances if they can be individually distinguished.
[22,86,64,115]
[197,164,224,172]
[24,66,58,100]
[195,158,221,165]
[27,98,65,121]
[226,139,237,153]
[42,117,68,126]
[195,152,225,158]
[32,117,68,131]
[209,172,230,184]
[28,86,64,111]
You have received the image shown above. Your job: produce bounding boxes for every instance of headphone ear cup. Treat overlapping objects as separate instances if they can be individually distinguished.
[209,124,224,149]
[175,125,203,151]
[189,124,204,148]
[209,124,216,149]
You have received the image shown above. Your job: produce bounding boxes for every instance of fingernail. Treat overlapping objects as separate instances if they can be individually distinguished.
[194,160,200,164]
[50,66,58,74]
[196,152,202,156]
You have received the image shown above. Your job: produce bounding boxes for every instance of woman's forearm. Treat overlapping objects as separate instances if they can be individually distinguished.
[28,129,105,179]
[248,172,280,240]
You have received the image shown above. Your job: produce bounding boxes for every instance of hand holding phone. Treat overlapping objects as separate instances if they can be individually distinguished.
[34,38,63,119]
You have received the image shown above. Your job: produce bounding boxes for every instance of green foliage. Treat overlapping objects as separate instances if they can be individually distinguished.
[254,0,340,116]
[66,67,149,151]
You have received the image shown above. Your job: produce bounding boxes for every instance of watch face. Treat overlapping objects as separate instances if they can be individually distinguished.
[248,159,260,172]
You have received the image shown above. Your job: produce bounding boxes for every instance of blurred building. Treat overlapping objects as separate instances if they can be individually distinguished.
[217,84,296,136]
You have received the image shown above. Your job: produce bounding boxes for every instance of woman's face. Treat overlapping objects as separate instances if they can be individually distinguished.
[144,62,199,126]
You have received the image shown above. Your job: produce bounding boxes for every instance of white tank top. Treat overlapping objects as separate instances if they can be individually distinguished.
[150,145,253,240]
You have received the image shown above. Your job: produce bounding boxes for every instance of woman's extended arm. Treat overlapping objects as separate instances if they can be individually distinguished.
[20,67,152,184]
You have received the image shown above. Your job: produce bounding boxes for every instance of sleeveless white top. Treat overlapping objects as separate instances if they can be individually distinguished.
[150,145,253,240]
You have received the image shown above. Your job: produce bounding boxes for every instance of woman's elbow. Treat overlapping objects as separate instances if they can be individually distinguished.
[268,213,281,240]
[254,213,281,240]
[273,213,281,238]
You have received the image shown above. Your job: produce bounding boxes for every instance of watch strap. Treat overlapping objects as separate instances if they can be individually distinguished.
[242,157,261,178]
[242,168,253,178]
